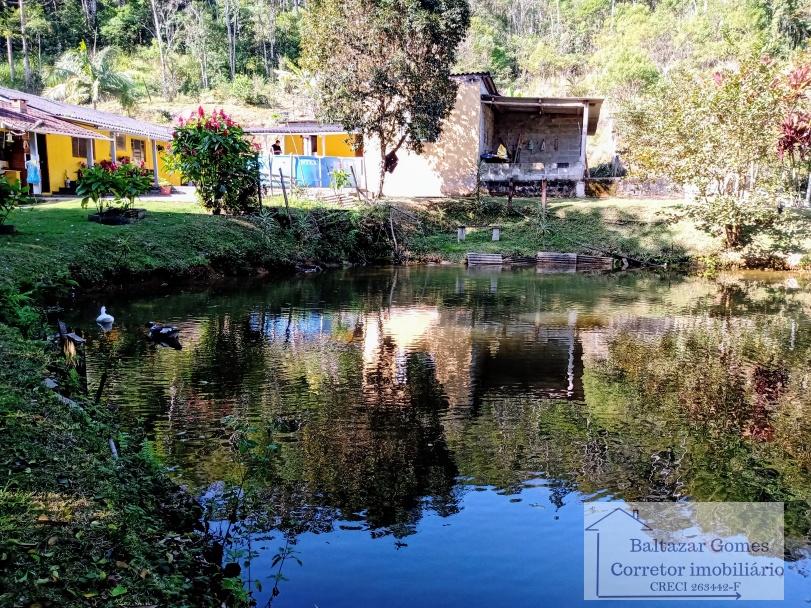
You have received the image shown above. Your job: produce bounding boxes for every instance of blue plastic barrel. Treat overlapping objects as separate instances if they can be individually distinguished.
[320,157,340,188]
[295,156,321,187]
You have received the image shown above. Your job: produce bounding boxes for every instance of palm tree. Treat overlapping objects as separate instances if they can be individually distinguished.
[44,42,137,111]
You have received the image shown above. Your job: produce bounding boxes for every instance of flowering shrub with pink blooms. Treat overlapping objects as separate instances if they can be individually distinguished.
[166,107,260,215]
[77,159,152,214]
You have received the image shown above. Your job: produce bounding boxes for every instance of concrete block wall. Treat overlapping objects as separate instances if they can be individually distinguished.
[490,112,583,168]
[484,179,578,198]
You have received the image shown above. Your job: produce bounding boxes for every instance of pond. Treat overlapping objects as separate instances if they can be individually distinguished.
[67,268,811,607]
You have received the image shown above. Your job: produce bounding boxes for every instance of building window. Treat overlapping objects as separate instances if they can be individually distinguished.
[115,133,127,149]
[309,135,318,154]
[131,139,146,163]
[71,137,88,159]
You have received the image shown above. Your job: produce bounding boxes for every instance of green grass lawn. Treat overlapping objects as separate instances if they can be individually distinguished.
[0,198,298,291]
[406,196,720,264]
[3,195,801,294]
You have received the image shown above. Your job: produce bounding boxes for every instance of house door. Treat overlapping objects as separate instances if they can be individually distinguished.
[36,133,50,193]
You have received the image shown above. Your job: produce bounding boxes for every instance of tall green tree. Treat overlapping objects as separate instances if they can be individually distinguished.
[44,42,137,110]
[302,0,470,196]
[617,56,795,249]
[1,11,16,84]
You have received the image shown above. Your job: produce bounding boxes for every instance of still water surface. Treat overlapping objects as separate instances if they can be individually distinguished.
[68,268,811,607]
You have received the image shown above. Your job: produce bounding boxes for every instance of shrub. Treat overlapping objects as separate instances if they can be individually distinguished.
[229,74,269,105]
[330,168,350,191]
[76,160,152,212]
[111,161,152,209]
[76,165,112,213]
[0,279,42,337]
[167,107,260,215]
[0,176,35,225]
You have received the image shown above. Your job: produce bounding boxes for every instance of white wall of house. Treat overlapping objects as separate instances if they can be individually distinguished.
[364,77,486,197]
[364,76,599,198]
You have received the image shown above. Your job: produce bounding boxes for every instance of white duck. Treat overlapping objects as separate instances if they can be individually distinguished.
[96,306,114,330]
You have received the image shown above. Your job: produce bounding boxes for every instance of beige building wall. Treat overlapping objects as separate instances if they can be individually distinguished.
[365,77,486,197]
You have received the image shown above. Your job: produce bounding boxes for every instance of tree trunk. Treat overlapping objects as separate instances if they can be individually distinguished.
[6,34,14,82]
[19,0,31,90]
[224,0,237,80]
[378,146,387,198]
[201,49,209,89]
[724,223,741,249]
[804,170,811,207]
[262,40,269,77]
[149,0,169,98]
[80,0,98,53]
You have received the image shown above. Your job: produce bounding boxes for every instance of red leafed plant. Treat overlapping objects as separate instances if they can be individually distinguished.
[777,111,811,161]
[787,65,811,93]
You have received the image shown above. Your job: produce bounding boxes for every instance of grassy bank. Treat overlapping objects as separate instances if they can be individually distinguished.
[404,196,720,265]
[1,198,293,292]
[0,321,237,607]
[1,196,728,298]
[0,197,395,295]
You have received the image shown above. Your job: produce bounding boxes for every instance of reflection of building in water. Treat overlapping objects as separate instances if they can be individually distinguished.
[245,299,720,414]
[471,324,585,403]
[358,305,593,408]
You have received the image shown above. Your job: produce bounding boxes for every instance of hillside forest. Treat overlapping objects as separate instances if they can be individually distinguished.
[1,0,807,114]
[2,0,811,207]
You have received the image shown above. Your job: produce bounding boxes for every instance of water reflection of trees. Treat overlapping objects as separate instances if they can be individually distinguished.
[80,268,811,552]
[585,317,811,556]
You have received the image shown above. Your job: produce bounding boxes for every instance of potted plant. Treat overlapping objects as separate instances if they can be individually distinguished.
[158,177,173,195]
[0,175,35,234]
[111,162,152,215]
[78,160,152,224]
[77,164,114,222]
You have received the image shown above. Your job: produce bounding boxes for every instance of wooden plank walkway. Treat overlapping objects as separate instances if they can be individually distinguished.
[466,252,504,265]
[466,251,615,270]
[537,251,614,270]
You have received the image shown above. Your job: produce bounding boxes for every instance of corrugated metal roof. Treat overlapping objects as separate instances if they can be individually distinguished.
[480,94,604,135]
[451,72,499,95]
[0,103,110,140]
[0,86,173,140]
[246,122,349,135]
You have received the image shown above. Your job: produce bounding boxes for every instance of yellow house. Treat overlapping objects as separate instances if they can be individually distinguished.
[247,122,362,158]
[0,85,180,195]
[247,121,368,189]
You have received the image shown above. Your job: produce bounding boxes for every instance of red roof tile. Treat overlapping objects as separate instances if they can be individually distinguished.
[0,86,173,140]
[0,103,110,140]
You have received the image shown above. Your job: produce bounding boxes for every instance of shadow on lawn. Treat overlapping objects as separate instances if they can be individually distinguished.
[545,206,691,264]
[418,200,694,264]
